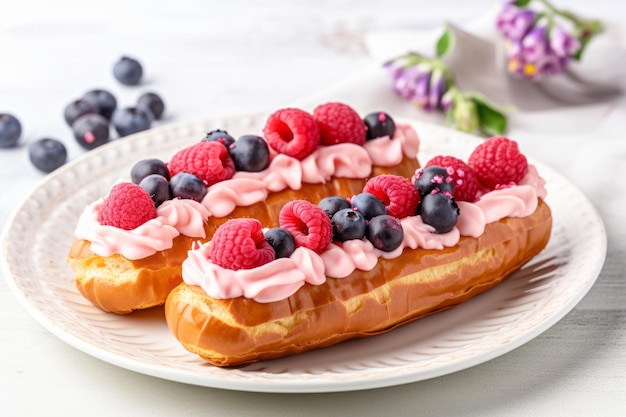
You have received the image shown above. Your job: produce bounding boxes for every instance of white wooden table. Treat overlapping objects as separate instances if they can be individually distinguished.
[1,1,624,415]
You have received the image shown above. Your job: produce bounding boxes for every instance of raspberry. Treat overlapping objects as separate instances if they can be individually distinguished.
[279,200,332,253]
[312,102,366,146]
[208,218,275,270]
[97,183,157,230]
[363,174,420,218]
[425,155,479,202]
[168,141,235,186]
[263,108,320,160]
[468,136,528,190]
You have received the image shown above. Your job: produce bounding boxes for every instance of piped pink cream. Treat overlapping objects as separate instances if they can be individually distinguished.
[185,166,546,302]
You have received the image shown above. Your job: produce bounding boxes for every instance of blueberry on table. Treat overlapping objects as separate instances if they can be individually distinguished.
[82,89,118,120]
[28,138,67,173]
[366,214,404,252]
[113,56,143,86]
[363,111,396,140]
[318,195,351,219]
[72,114,110,150]
[112,107,151,137]
[228,135,270,172]
[139,174,171,207]
[137,92,165,120]
[264,227,296,258]
[63,98,99,127]
[351,192,386,220]
[0,113,22,148]
[170,172,207,202]
[131,158,170,184]
[419,191,459,234]
[331,208,367,242]
[202,129,235,148]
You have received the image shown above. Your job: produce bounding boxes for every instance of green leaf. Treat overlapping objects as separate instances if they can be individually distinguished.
[435,28,452,58]
[470,96,508,136]
[513,0,532,7]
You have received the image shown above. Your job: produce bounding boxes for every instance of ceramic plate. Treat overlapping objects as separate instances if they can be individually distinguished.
[1,114,606,393]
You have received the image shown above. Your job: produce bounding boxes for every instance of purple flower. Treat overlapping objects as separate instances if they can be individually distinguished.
[496,4,536,41]
[427,70,447,110]
[550,26,581,57]
[539,52,567,76]
[521,26,550,63]
[412,70,432,109]
[391,64,430,101]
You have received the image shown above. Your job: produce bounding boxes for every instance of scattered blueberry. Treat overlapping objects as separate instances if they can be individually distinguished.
[202,129,235,148]
[82,89,118,120]
[72,114,110,150]
[351,192,386,220]
[419,191,460,234]
[366,215,404,252]
[63,98,98,127]
[139,174,171,207]
[264,227,296,258]
[0,113,22,148]
[228,135,270,172]
[318,195,351,219]
[28,138,67,173]
[112,107,151,137]
[170,172,207,202]
[364,111,396,140]
[131,158,170,184]
[136,92,165,120]
[331,208,367,242]
[414,165,455,196]
[113,56,143,86]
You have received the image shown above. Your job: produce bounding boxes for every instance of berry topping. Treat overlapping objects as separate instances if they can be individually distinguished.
[331,208,367,242]
[112,107,151,137]
[72,114,110,150]
[202,129,235,148]
[130,158,170,184]
[468,136,529,190]
[279,200,332,253]
[28,138,67,173]
[136,92,165,120]
[168,141,235,186]
[264,108,320,160]
[363,111,396,140]
[350,192,386,220]
[0,113,22,148]
[228,134,270,172]
[413,165,455,196]
[139,174,171,207]
[169,172,207,202]
[264,227,296,259]
[318,195,351,219]
[312,102,366,146]
[425,155,479,202]
[208,219,275,271]
[366,215,404,252]
[363,174,420,218]
[419,191,460,234]
[82,89,117,120]
[98,182,157,230]
[113,56,143,86]
[63,98,98,126]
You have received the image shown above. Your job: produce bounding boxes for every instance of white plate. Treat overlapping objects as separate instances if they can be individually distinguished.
[1,114,606,393]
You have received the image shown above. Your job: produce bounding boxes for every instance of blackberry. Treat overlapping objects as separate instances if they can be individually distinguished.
[28,138,67,173]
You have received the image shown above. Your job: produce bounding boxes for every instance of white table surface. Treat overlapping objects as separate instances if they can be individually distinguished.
[1,1,625,415]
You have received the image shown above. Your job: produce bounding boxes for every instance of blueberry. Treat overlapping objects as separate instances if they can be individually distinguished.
[0,113,22,148]
[139,174,171,207]
[136,92,165,120]
[112,107,151,137]
[113,56,143,86]
[72,114,110,150]
[28,138,67,173]
[63,98,99,127]
[130,158,170,184]
[351,192,386,220]
[414,165,455,196]
[331,208,367,242]
[364,112,396,140]
[202,129,235,148]
[82,89,117,120]
[170,172,207,202]
[366,215,404,252]
[318,196,351,219]
[264,227,296,258]
[419,191,459,234]
[228,135,270,172]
